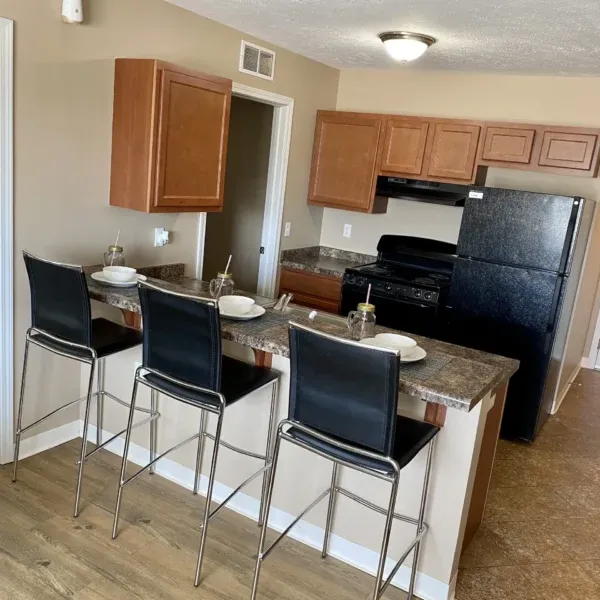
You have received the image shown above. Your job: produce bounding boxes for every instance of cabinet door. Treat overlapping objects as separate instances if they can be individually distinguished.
[481,126,536,164]
[381,118,429,175]
[426,123,481,181]
[154,69,231,210]
[308,112,383,212]
[538,130,599,173]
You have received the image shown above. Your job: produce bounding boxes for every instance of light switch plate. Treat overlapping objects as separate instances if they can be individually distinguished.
[154,228,170,247]
[343,224,352,238]
[284,222,291,237]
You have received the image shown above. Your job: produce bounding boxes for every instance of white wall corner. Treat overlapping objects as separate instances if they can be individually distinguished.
[0,18,14,465]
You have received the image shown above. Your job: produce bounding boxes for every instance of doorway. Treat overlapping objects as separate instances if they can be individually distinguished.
[195,84,294,298]
[202,96,274,293]
[0,18,14,465]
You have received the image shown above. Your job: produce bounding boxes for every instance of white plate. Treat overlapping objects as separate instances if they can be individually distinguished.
[360,338,427,363]
[220,304,266,321]
[91,271,147,287]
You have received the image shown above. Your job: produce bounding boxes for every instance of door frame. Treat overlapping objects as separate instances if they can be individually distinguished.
[0,18,14,464]
[195,83,294,298]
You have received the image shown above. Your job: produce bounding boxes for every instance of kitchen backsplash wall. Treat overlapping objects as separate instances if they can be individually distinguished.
[320,199,464,254]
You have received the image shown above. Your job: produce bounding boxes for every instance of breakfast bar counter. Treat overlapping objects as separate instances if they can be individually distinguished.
[86,266,518,600]
[87,270,518,414]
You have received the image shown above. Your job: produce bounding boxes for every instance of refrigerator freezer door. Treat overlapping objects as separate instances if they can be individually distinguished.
[446,258,563,441]
[458,188,580,273]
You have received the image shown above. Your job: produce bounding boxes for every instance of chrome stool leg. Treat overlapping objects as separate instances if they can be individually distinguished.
[74,359,97,518]
[194,409,224,587]
[322,461,339,558]
[12,337,31,483]
[373,474,400,600]
[251,429,283,600]
[149,389,158,474]
[112,375,140,539]
[407,439,435,600]
[96,358,106,447]
[258,379,279,527]
[193,409,206,495]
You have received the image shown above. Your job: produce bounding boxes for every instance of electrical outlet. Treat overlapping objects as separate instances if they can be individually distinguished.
[343,224,352,238]
[154,228,170,247]
[284,222,291,237]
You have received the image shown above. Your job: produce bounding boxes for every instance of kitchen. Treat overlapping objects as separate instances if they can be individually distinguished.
[2,1,600,600]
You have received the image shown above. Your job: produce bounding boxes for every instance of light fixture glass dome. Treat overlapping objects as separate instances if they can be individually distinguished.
[379,32,436,62]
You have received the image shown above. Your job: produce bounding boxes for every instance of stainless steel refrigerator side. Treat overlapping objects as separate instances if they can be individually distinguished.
[539,197,596,425]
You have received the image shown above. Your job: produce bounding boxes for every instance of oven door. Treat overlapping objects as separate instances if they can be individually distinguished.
[341,286,440,337]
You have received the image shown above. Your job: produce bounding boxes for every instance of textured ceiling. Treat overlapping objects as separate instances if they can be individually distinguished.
[166,0,600,75]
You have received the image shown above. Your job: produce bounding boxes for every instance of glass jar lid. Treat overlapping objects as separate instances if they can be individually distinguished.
[358,302,375,312]
[217,272,232,278]
[108,245,123,253]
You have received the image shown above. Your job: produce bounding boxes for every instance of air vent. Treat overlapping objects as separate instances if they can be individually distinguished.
[239,41,276,81]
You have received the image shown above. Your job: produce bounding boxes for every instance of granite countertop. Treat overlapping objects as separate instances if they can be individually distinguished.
[87,265,518,413]
[280,246,375,279]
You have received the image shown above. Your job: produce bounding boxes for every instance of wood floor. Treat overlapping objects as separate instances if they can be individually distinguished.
[0,440,409,599]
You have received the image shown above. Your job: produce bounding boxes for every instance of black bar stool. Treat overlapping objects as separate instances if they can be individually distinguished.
[111,280,280,587]
[14,252,149,517]
[251,322,439,600]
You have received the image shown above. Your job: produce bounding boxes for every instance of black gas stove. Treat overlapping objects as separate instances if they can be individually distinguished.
[341,236,457,336]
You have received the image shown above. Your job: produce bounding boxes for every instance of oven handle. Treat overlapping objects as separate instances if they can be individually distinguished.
[362,291,435,310]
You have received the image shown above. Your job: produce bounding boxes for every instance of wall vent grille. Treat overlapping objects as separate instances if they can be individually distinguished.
[239,40,275,81]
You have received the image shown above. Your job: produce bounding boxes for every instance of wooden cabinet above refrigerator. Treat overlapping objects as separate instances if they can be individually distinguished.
[308,109,600,213]
[109,59,232,213]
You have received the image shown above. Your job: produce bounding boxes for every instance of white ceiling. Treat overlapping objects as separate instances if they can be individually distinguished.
[167,0,600,75]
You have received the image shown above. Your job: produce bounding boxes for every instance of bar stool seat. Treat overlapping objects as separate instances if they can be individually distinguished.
[144,356,278,408]
[31,318,142,360]
[288,415,438,473]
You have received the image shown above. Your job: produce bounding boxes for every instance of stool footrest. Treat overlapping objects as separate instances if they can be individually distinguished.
[336,487,424,527]
[120,432,200,488]
[378,525,428,599]
[79,412,161,465]
[261,488,331,562]
[199,462,271,528]
[203,432,266,461]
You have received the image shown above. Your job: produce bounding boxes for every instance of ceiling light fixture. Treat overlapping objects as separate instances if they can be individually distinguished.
[379,32,436,62]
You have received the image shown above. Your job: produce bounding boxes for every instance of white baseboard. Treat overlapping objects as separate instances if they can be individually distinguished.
[17,420,452,600]
[17,420,81,460]
[550,363,582,415]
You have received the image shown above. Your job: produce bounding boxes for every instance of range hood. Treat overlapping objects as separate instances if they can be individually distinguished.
[375,176,468,206]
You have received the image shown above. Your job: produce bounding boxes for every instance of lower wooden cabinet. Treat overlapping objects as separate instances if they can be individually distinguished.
[279,267,342,314]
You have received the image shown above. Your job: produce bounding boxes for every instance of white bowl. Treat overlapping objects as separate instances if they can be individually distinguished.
[375,333,417,357]
[219,295,255,315]
[103,266,137,283]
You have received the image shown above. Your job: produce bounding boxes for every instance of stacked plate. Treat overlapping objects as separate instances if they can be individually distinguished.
[360,333,426,363]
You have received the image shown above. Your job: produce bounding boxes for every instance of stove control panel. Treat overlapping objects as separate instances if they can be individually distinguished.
[343,274,440,304]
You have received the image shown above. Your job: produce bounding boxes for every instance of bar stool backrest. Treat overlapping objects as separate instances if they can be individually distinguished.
[23,252,92,346]
[138,281,222,392]
[288,323,400,456]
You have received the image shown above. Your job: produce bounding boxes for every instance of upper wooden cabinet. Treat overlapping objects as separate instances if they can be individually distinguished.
[381,118,429,175]
[538,129,599,174]
[426,122,481,181]
[479,123,600,177]
[480,125,536,165]
[110,59,232,213]
[308,111,385,213]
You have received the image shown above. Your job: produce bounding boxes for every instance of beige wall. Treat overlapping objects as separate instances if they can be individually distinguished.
[203,96,273,292]
[4,0,339,438]
[324,70,600,366]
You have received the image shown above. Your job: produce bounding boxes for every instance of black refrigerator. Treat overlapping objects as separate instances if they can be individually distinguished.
[446,187,594,441]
